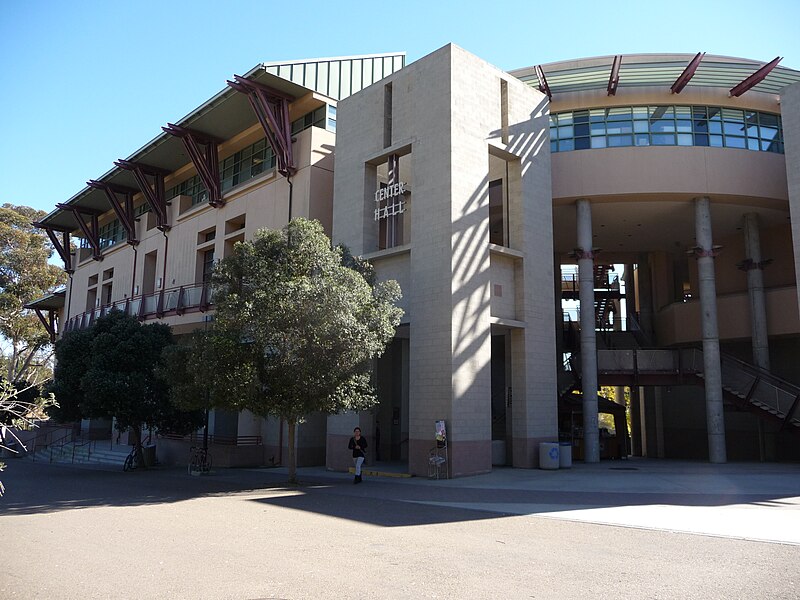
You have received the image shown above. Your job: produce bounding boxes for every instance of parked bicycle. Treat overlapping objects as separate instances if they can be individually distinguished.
[188,445,212,475]
[123,444,142,472]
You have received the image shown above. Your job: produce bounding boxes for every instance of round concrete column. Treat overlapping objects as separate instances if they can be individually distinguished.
[577,199,599,463]
[743,213,770,370]
[694,197,727,464]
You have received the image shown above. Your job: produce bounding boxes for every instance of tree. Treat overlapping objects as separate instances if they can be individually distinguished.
[204,218,403,483]
[0,204,67,384]
[0,380,57,496]
[48,311,203,466]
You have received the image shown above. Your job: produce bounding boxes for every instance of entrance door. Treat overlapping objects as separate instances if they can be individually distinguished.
[375,337,408,463]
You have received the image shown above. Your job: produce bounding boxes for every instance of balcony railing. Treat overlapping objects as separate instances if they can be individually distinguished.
[63,282,213,333]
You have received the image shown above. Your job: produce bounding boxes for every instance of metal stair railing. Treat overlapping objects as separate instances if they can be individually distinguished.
[716,352,800,429]
[581,344,799,430]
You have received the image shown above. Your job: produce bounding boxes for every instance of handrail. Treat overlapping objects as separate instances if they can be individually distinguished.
[64,282,212,333]
[71,436,93,463]
[159,432,262,446]
[47,429,75,463]
[593,345,799,428]
[28,423,77,461]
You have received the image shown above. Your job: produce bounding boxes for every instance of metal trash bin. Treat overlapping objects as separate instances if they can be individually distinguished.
[539,442,560,470]
[142,445,156,467]
[559,442,572,468]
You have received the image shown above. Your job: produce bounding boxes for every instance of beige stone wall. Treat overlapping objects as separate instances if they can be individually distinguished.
[331,44,555,476]
[65,126,332,334]
[656,285,800,346]
[781,82,800,313]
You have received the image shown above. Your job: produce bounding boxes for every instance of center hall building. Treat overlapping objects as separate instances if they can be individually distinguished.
[33,45,800,476]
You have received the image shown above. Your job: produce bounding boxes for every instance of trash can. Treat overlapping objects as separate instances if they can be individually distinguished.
[142,445,156,467]
[539,442,560,470]
[559,442,572,468]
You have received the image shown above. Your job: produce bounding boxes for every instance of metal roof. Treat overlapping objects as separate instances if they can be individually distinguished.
[40,53,405,231]
[24,290,66,311]
[510,53,800,97]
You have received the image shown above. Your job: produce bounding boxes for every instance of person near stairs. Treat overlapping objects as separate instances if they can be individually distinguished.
[348,427,368,484]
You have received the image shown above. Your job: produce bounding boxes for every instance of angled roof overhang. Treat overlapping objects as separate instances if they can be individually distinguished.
[39,52,407,234]
[24,290,66,311]
[510,53,800,99]
[37,68,321,231]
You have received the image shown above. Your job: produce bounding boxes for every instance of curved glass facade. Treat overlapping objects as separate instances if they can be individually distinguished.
[550,106,783,154]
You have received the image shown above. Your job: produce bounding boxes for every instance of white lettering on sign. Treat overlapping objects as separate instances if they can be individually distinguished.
[374,181,406,203]
[373,181,409,221]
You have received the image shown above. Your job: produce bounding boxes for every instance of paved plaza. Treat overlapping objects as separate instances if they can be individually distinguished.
[1,458,799,599]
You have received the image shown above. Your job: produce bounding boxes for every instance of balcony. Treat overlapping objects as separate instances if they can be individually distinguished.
[63,282,213,333]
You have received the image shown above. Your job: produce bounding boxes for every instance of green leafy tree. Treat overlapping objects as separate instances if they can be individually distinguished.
[0,204,67,384]
[203,218,403,483]
[48,311,203,467]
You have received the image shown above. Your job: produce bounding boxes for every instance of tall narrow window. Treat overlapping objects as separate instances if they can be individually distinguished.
[500,79,509,144]
[202,249,215,283]
[384,83,393,148]
[489,179,505,246]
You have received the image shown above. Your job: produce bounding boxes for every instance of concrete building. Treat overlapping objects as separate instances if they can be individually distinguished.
[32,45,800,476]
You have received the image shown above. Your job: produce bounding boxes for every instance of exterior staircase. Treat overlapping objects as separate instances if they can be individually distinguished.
[591,346,800,431]
[30,441,130,468]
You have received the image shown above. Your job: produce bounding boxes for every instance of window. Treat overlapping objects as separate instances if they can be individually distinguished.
[550,105,783,154]
[81,219,123,250]
[202,249,215,283]
[167,175,208,208]
[488,179,505,246]
[220,139,276,193]
[291,106,327,135]
[167,138,278,209]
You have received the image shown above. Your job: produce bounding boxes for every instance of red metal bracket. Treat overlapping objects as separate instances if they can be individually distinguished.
[55,204,104,261]
[33,308,57,343]
[161,124,223,207]
[535,65,552,100]
[571,248,597,260]
[690,246,722,259]
[114,160,171,231]
[607,55,622,96]
[33,223,73,273]
[671,52,705,94]
[226,75,296,177]
[730,57,782,97]
[87,180,139,245]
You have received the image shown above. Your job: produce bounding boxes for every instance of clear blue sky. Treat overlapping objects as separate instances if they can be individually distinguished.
[2,0,799,215]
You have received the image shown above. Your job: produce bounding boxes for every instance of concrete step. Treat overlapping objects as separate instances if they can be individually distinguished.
[27,445,130,466]
[348,467,412,478]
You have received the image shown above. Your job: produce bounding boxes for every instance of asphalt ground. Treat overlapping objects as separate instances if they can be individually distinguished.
[1,458,799,599]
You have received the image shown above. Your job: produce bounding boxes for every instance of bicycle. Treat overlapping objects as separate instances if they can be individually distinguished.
[188,445,212,475]
[123,444,142,472]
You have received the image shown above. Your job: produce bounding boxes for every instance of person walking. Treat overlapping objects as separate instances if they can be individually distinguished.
[348,427,367,484]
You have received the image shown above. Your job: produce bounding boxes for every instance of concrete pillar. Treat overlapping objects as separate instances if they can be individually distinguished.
[624,263,636,333]
[554,253,564,367]
[577,198,599,463]
[694,197,727,463]
[629,385,642,456]
[743,213,770,370]
[743,213,771,461]
[636,254,655,341]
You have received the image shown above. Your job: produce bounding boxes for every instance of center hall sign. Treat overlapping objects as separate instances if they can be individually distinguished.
[374,181,407,220]
[374,153,408,221]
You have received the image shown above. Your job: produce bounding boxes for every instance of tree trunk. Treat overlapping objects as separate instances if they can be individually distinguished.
[287,418,297,484]
[13,343,41,383]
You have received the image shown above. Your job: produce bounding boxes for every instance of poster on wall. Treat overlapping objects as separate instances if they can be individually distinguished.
[435,420,447,448]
